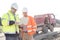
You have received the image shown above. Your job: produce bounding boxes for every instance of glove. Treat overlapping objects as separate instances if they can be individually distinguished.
[9,20,15,25]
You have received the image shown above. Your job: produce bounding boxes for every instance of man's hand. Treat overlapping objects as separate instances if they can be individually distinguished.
[20,24,26,27]
[15,21,20,25]
[9,20,15,25]
[23,31,27,33]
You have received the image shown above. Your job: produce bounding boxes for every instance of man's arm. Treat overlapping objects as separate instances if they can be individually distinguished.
[31,17,37,32]
[2,14,9,26]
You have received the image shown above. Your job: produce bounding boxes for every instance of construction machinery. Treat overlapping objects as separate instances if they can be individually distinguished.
[34,13,56,33]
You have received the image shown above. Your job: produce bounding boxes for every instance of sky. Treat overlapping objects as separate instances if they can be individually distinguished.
[0,0,60,19]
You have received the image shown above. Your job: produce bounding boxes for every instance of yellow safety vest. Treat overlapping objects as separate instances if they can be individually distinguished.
[2,10,20,34]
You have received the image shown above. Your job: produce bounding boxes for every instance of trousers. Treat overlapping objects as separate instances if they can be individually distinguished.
[22,32,34,40]
[5,34,19,40]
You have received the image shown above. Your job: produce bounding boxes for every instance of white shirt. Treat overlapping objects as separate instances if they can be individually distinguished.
[20,17,29,25]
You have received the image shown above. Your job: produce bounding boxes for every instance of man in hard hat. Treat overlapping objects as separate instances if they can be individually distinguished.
[2,3,20,40]
[42,16,53,33]
[20,8,37,40]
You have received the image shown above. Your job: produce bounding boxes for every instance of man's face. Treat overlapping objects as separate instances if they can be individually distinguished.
[23,12,28,17]
[11,7,17,14]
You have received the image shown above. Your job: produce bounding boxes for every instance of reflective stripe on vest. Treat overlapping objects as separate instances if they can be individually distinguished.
[27,25,32,32]
[28,30,32,32]
[27,25,32,28]
[33,29,36,31]
[7,13,10,21]
[4,32,16,34]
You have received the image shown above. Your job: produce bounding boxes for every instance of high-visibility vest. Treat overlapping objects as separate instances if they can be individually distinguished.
[2,10,20,34]
[24,16,37,35]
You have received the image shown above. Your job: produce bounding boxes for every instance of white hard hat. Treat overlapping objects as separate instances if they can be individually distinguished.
[22,8,28,12]
[11,3,18,10]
